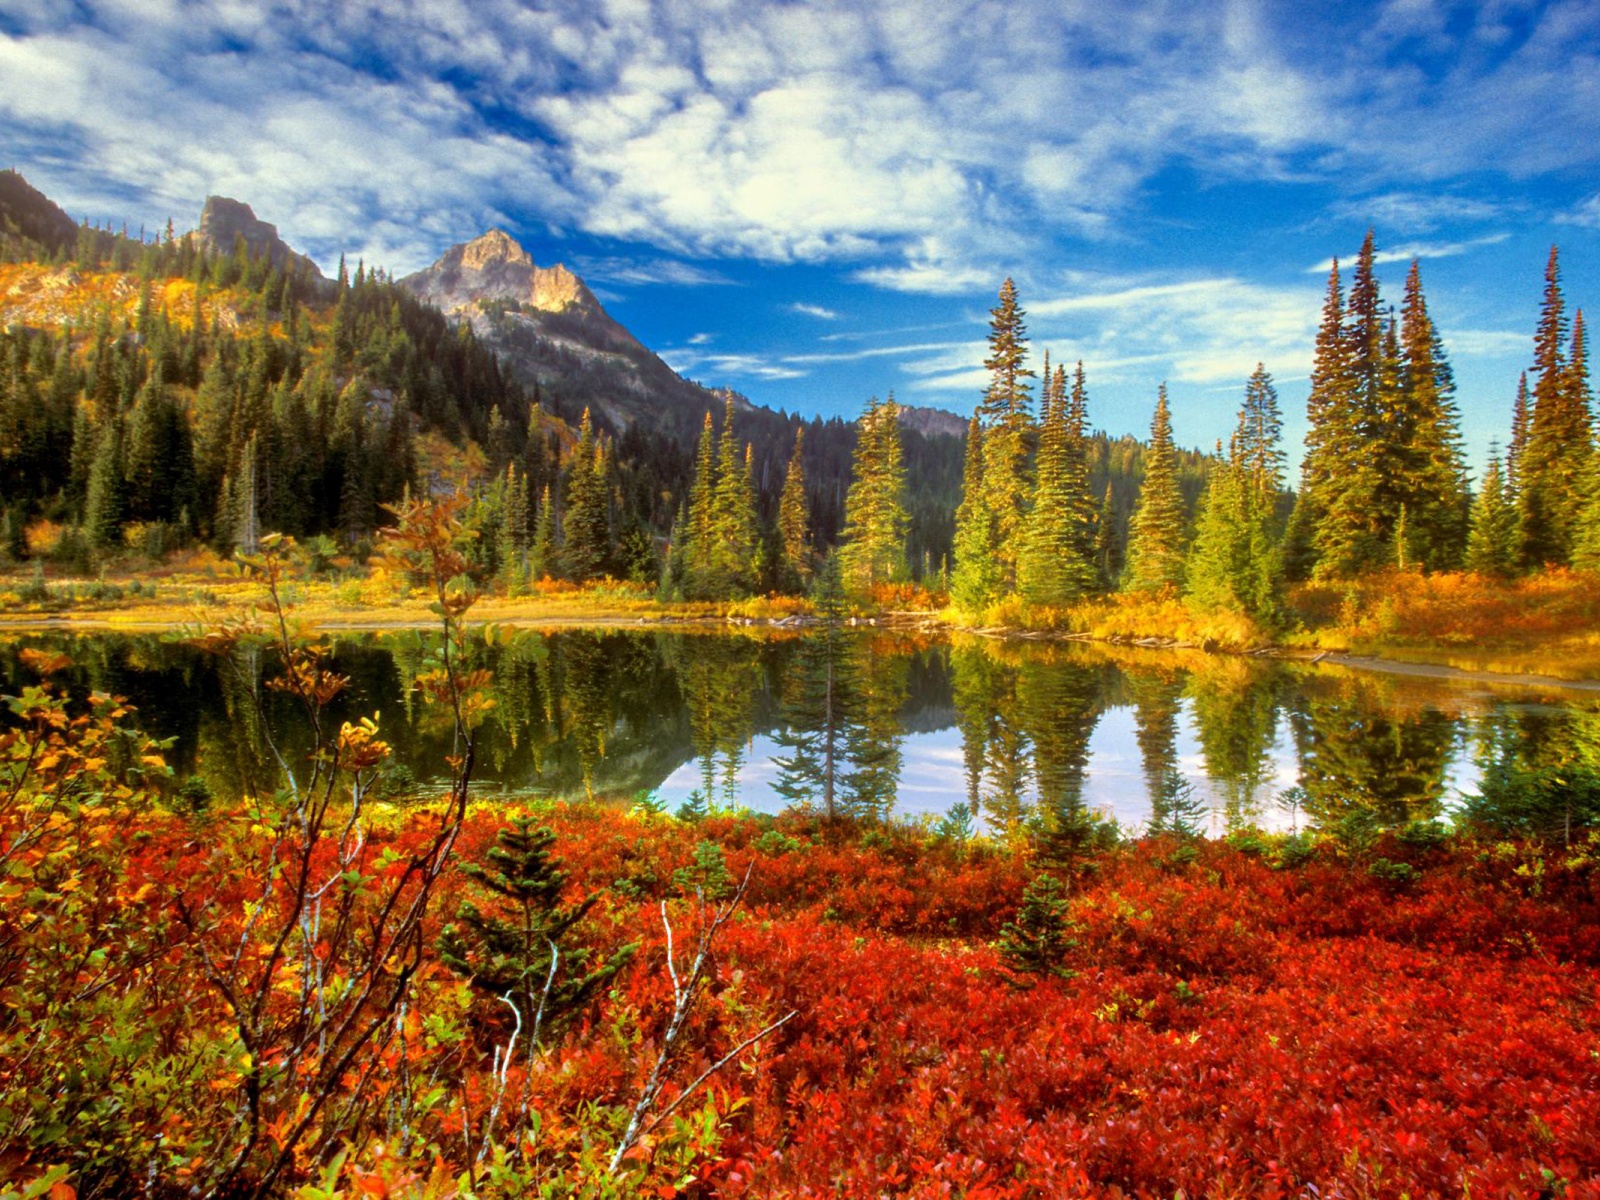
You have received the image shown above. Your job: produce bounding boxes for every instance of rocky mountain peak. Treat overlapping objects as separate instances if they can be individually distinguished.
[401,232,612,327]
[459,228,532,272]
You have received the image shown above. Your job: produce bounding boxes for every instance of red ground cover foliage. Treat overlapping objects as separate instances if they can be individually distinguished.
[523,810,1600,1199]
[6,779,1600,1197]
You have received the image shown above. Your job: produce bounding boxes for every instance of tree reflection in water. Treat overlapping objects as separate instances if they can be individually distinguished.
[1,631,1594,836]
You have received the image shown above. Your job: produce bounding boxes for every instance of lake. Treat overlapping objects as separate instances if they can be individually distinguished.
[3,627,1596,834]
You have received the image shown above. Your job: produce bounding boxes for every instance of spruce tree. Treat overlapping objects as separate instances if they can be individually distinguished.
[709,398,760,593]
[1573,459,1600,574]
[1301,256,1380,577]
[1507,372,1531,503]
[531,484,555,580]
[1392,260,1469,570]
[683,409,720,597]
[996,873,1077,985]
[1237,363,1285,497]
[1122,385,1187,592]
[838,396,909,593]
[777,425,812,591]
[438,815,638,1042]
[951,415,1001,610]
[82,418,126,550]
[563,409,611,582]
[979,278,1034,586]
[1466,449,1520,577]
[1185,369,1285,626]
[1520,249,1593,567]
[1018,362,1095,606]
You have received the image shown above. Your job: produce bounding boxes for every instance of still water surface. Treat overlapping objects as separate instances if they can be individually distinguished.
[2,629,1594,834]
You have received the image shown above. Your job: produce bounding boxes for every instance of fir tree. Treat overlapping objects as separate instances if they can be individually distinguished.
[1386,260,1469,570]
[1122,385,1187,592]
[1185,370,1285,627]
[82,417,126,550]
[1236,362,1285,498]
[950,414,1001,610]
[563,409,610,582]
[531,484,555,580]
[777,425,812,590]
[996,873,1077,986]
[979,279,1035,586]
[1507,372,1531,503]
[1520,249,1593,567]
[438,815,638,1043]
[1466,449,1520,577]
[838,396,909,593]
[1301,255,1382,577]
[683,410,719,597]
[710,398,760,593]
[1018,361,1095,606]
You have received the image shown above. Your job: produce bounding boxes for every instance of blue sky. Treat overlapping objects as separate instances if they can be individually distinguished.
[3,0,1599,471]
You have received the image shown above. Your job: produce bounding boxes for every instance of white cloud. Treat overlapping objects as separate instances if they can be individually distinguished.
[787,302,839,320]
[573,257,737,287]
[1305,233,1510,274]
[2,0,1597,291]
[782,340,973,366]
[1556,194,1600,229]
[662,347,807,382]
[1445,329,1528,358]
[901,273,1323,393]
[1327,191,1509,232]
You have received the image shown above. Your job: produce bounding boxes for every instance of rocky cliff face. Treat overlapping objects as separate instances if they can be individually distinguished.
[193,196,324,279]
[0,170,79,253]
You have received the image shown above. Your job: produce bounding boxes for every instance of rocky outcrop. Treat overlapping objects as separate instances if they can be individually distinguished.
[897,404,969,440]
[192,196,324,279]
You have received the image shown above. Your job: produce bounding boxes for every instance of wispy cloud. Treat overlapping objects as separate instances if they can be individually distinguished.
[1556,194,1600,229]
[573,256,738,287]
[662,347,807,382]
[900,274,1323,393]
[787,302,839,319]
[1445,329,1528,359]
[1304,233,1510,274]
[1326,191,1510,233]
[781,340,974,366]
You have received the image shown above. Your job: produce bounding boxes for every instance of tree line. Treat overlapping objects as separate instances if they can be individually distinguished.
[946,235,1596,628]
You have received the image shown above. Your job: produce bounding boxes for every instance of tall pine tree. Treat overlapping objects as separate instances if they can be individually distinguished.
[838,396,909,593]
[1018,361,1096,606]
[1122,385,1187,592]
[1520,248,1593,567]
[978,278,1034,588]
[1466,448,1520,577]
[777,425,812,591]
[950,414,1001,610]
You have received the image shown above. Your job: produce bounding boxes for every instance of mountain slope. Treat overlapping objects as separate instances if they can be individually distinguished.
[0,170,78,256]
[399,228,969,565]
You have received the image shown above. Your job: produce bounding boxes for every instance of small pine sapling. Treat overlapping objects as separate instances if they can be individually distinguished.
[439,814,638,1045]
[996,873,1078,986]
[673,838,733,902]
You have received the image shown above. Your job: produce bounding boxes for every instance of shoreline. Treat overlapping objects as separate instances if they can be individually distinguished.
[4,605,1599,693]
